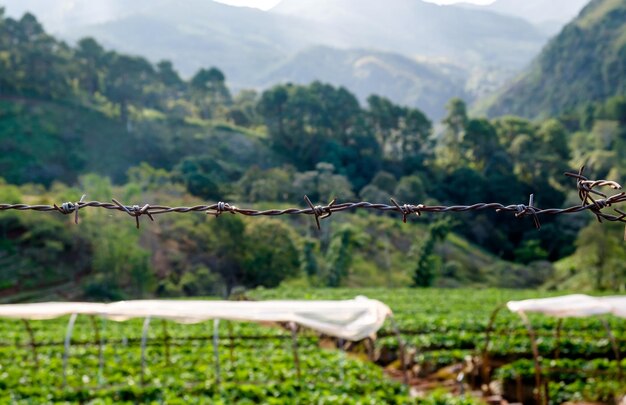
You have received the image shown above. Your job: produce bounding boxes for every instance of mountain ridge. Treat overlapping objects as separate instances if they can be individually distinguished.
[271,0,546,68]
[458,0,588,24]
[478,0,626,119]
[0,0,550,119]
[258,45,470,120]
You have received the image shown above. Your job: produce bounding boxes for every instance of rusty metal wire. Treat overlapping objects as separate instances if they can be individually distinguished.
[1,167,625,231]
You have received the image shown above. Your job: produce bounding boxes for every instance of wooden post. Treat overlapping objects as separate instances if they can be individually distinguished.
[63,313,78,387]
[227,321,235,371]
[213,319,221,386]
[22,319,38,369]
[365,337,375,362]
[338,338,345,383]
[161,319,171,366]
[140,316,151,386]
[290,322,301,383]
[389,316,409,385]
[554,318,563,360]
[481,304,504,389]
[518,311,544,405]
[89,315,105,386]
[601,318,622,381]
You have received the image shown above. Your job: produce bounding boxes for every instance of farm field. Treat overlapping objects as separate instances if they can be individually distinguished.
[0,288,624,404]
[0,316,418,404]
[251,288,626,404]
[1,0,625,403]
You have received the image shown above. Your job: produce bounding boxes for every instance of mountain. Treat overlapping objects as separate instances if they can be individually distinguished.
[271,0,547,69]
[460,0,589,34]
[259,46,470,120]
[0,0,549,120]
[1,0,326,82]
[0,0,128,32]
[479,0,626,119]
[484,0,589,24]
[60,0,326,83]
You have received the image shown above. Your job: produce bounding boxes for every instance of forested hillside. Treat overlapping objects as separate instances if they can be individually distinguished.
[0,8,625,301]
[480,0,626,119]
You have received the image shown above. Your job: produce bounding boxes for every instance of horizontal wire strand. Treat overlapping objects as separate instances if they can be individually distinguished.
[0,167,624,231]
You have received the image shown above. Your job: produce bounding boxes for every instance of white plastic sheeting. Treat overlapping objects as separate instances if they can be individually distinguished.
[598,296,626,319]
[0,302,107,320]
[0,296,391,341]
[506,294,626,319]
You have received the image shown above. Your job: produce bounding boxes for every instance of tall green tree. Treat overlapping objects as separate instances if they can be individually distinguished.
[412,219,453,287]
[366,95,432,168]
[76,37,106,95]
[190,67,232,118]
[438,98,468,171]
[325,225,356,287]
[104,53,155,125]
[242,219,301,288]
[0,12,73,98]
[398,107,432,169]
[209,215,247,295]
[156,60,184,88]
[574,222,626,291]
[300,239,319,279]
[367,95,402,155]
[462,118,500,172]
[259,82,382,189]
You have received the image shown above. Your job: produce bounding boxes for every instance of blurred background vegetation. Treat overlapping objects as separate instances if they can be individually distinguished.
[0,0,625,301]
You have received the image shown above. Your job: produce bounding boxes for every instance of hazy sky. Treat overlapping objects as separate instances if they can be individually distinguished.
[216,0,496,11]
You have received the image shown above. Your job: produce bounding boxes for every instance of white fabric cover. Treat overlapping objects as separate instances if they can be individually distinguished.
[0,297,391,341]
[0,302,107,320]
[507,294,626,319]
[599,296,626,319]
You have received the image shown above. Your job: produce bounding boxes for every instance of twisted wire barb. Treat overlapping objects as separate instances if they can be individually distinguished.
[1,168,626,233]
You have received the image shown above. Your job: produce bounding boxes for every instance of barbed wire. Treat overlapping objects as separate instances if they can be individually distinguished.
[1,167,625,232]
